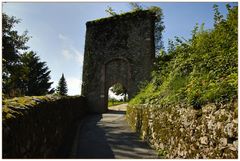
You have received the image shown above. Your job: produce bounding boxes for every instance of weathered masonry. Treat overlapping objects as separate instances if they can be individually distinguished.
[82,10,156,113]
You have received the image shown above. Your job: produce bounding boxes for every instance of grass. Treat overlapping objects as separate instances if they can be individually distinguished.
[108,100,126,107]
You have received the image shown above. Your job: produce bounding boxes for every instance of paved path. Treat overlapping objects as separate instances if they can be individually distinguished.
[71,104,158,159]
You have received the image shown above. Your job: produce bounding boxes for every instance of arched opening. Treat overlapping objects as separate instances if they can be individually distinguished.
[107,83,128,110]
[103,57,130,111]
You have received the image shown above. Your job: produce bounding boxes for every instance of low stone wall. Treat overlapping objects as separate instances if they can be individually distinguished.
[2,95,87,158]
[126,102,238,159]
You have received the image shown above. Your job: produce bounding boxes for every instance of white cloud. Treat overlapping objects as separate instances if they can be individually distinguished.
[66,77,82,96]
[62,49,74,60]
[57,34,84,96]
[71,46,84,64]
[52,80,58,89]
[58,33,68,41]
[58,33,84,65]
[76,53,83,64]
[61,46,84,66]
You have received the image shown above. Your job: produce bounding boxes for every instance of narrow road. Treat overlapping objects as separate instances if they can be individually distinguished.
[71,104,158,159]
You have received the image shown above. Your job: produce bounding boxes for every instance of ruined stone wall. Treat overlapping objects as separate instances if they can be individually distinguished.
[126,102,238,159]
[2,96,87,158]
[82,10,155,113]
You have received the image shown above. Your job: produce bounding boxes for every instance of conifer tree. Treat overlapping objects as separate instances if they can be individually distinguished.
[20,51,53,96]
[56,74,68,96]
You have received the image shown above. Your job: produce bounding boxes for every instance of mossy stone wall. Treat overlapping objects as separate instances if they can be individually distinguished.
[126,102,238,159]
[2,95,87,158]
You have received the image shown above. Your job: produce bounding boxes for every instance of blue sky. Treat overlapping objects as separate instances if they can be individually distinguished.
[2,2,237,96]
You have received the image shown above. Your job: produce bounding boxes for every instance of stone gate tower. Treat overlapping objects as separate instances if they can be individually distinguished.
[82,10,155,113]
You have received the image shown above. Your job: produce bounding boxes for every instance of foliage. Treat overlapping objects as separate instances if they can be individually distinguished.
[130,5,238,108]
[2,95,82,120]
[110,83,128,101]
[213,4,223,27]
[2,13,30,63]
[157,149,167,158]
[56,74,68,96]
[108,97,125,107]
[129,2,143,11]
[128,3,165,53]
[20,51,54,96]
[2,13,54,98]
[148,6,165,53]
[105,6,117,16]
[2,13,30,97]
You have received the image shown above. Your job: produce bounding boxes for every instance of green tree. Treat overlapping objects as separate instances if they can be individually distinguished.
[129,3,165,53]
[111,83,128,102]
[148,6,165,53]
[129,2,143,11]
[105,6,117,16]
[2,13,30,97]
[20,51,53,96]
[213,4,223,27]
[56,74,68,96]
[2,13,29,63]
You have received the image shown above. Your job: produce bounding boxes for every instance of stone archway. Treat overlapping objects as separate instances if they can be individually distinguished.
[103,57,131,109]
[81,10,155,113]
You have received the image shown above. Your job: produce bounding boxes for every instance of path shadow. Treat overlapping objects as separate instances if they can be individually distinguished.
[72,114,115,159]
[70,108,157,159]
[107,109,126,115]
[100,116,157,158]
[103,127,156,158]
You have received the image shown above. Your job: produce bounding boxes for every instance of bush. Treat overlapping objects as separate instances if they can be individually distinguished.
[130,5,238,108]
